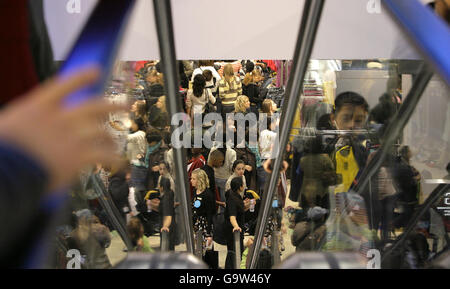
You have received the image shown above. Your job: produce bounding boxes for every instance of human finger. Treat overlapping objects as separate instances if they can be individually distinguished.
[64,99,127,122]
[33,67,101,106]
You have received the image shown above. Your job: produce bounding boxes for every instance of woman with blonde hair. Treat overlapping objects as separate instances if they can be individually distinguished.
[190,168,216,256]
[218,63,243,114]
[261,99,277,116]
[148,95,169,130]
[234,95,250,114]
[144,69,165,101]
[243,62,264,118]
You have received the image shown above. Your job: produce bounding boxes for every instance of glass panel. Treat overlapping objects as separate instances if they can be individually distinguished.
[42,1,450,270]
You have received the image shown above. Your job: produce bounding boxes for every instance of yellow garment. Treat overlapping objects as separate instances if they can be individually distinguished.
[334,146,359,194]
[144,190,159,200]
[246,190,260,200]
[322,81,335,106]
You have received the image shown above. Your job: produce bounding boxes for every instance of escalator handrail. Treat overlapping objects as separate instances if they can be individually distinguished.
[381,184,450,263]
[89,173,134,251]
[382,0,450,86]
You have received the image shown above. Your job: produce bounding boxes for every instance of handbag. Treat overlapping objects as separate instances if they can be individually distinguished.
[204,88,216,114]
[212,212,227,245]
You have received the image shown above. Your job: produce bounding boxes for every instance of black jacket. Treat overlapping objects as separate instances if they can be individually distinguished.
[242,83,263,106]
[108,172,129,213]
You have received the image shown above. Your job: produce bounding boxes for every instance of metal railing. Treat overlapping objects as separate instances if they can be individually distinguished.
[152,0,195,254]
[233,230,242,269]
[248,0,326,269]
[160,231,170,252]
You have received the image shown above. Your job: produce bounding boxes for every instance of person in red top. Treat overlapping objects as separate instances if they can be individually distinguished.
[187,148,206,198]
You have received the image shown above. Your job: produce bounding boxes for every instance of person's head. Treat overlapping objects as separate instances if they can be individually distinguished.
[446,162,450,174]
[429,0,450,23]
[127,217,144,247]
[190,147,203,157]
[146,69,164,86]
[304,136,323,154]
[369,93,396,126]
[190,168,209,191]
[230,176,245,195]
[202,69,213,82]
[316,113,333,130]
[130,117,146,132]
[232,160,246,176]
[158,161,170,176]
[223,64,235,86]
[131,100,147,116]
[146,129,162,146]
[252,69,263,83]
[193,74,206,97]
[155,95,167,113]
[262,99,275,115]
[331,92,369,130]
[208,149,225,168]
[199,60,214,67]
[245,61,255,74]
[235,95,250,113]
[159,176,172,194]
[400,146,412,162]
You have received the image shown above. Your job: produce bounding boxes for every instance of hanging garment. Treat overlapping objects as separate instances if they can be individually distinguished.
[334,146,359,194]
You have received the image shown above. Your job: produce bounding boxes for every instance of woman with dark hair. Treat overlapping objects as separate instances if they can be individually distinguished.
[224,177,250,269]
[130,99,148,125]
[186,74,216,120]
[225,160,247,193]
[159,177,177,250]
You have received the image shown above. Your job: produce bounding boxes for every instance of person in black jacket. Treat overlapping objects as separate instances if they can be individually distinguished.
[224,177,250,269]
[190,169,216,256]
[242,62,264,119]
[108,168,131,223]
[159,177,177,251]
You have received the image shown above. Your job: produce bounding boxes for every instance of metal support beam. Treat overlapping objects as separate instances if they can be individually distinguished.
[248,0,326,269]
[233,231,242,269]
[152,0,194,254]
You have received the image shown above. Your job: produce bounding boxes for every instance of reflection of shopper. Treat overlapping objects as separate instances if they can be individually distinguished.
[70,210,113,269]
[393,146,421,229]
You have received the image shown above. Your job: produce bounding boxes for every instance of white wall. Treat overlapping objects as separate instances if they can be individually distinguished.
[44,0,420,61]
